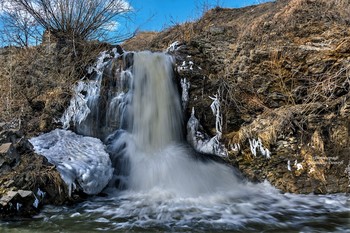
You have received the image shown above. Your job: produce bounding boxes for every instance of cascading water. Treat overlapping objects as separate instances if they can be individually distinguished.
[22,50,350,233]
[128,52,183,150]
[103,51,242,195]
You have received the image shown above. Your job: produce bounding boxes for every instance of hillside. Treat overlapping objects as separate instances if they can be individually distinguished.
[124,0,350,193]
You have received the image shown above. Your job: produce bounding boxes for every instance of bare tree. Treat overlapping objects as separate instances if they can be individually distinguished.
[8,0,132,42]
[0,2,41,47]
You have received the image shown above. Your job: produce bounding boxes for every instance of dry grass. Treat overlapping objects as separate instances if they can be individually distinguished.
[0,40,108,132]
[122,31,158,51]
[0,152,70,205]
[235,107,294,147]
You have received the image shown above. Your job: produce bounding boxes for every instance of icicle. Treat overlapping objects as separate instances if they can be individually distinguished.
[209,92,222,139]
[16,203,22,211]
[249,138,271,159]
[181,78,190,109]
[287,160,291,171]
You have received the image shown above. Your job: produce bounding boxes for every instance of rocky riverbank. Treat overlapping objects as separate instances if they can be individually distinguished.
[0,40,112,218]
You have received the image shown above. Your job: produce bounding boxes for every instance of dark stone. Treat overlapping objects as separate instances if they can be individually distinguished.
[123,52,134,70]
[0,190,39,219]
[30,100,45,112]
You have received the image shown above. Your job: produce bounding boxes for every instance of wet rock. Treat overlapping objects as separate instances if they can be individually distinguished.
[0,143,19,175]
[0,128,71,219]
[0,190,41,219]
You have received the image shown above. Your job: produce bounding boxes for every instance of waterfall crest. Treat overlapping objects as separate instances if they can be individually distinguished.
[129,52,183,151]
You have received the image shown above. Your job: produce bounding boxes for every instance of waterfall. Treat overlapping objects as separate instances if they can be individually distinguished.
[128,52,183,150]
[103,51,240,196]
[32,50,241,197]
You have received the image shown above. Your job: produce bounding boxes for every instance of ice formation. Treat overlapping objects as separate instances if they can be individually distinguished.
[29,129,113,195]
[60,51,119,130]
[187,108,227,157]
[295,160,303,170]
[185,92,227,157]
[249,138,271,159]
[287,160,291,171]
[209,93,223,139]
[180,78,190,109]
[166,41,180,52]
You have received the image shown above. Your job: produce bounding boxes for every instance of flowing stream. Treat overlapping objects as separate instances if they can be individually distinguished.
[1,51,349,232]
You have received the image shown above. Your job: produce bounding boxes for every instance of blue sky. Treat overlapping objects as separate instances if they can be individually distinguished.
[122,0,266,33]
[0,0,269,45]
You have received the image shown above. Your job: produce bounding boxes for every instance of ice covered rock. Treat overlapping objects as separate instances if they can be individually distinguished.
[29,129,113,195]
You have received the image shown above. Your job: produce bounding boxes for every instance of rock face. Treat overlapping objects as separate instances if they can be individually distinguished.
[0,126,72,219]
[0,40,113,137]
[124,0,350,193]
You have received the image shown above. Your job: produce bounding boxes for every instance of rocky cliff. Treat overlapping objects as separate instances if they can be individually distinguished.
[124,0,350,193]
[0,0,349,218]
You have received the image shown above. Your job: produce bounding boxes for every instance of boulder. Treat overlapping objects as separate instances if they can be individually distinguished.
[0,190,40,219]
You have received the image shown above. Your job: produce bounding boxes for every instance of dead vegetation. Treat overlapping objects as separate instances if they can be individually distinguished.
[0,152,69,205]
[0,40,110,134]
